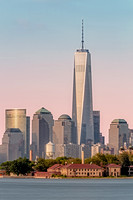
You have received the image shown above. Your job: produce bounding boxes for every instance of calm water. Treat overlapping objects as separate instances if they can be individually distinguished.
[0,178,133,200]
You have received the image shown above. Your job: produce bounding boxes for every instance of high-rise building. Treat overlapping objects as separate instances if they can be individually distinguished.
[54,143,81,159]
[53,114,77,145]
[72,20,94,145]
[32,107,54,160]
[0,128,24,163]
[5,109,30,158]
[93,111,100,144]
[108,119,129,155]
[129,129,133,146]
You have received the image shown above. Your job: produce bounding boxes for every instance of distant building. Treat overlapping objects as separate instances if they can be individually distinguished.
[53,114,76,145]
[47,164,62,175]
[55,143,81,158]
[32,107,54,160]
[81,144,91,159]
[5,109,30,158]
[106,164,121,177]
[45,141,55,159]
[93,111,100,144]
[91,143,103,157]
[128,166,133,176]
[0,128,24,163]
[99,133,105,145]
[129,129,133,146]
[91,143,111,157]
[54,143,91,159]
[108,119,129,155]
[119,146,133,155]
[61,164,104,177]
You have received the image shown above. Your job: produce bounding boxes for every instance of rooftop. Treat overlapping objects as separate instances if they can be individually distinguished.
[5,128,22,133]
[48,164,63,170]
[62,164,103,169]
[58,114,71,121]
[36,107,51,115]
[112,119,127,124]
[106,164,121,168]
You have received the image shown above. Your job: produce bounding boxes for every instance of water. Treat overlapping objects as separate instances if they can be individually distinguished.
[0,178,133,200]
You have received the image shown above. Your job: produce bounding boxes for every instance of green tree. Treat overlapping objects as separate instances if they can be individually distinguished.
[0,161,12,175]
[118,152,130,175]
[86,153,108,166]
[106,154,119,165]
[67,158,81,164]
[34,158,56,172]
[118,152,130,167]
[55,157,69,164]
[129,154,133,165]
[10,157,33,176]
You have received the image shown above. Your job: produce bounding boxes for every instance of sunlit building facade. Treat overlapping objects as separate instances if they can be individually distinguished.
[72,21,94,145]
[5,109,30,158]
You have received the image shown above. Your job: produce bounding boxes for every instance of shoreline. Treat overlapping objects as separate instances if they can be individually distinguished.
[1,176,133,179]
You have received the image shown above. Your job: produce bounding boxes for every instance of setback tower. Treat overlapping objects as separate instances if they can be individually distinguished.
[72,20,94,145]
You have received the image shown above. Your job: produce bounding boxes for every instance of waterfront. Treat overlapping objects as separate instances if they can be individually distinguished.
[1,178,133,200]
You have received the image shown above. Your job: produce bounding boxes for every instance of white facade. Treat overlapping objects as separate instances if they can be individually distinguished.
[72,49,94,145]
[45,141,55,159]
[91,143,102,157]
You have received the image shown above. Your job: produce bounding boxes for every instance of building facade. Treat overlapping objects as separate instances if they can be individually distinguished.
[53,114,76,145]
[108,119,129,155]
[72,21,94,145]
[106,164,121,177]
[54,143,81,159]
[61,164,104,177]
[32,107,54,160]
[0,128,24,163]
[93,111,100,144]
[5,109,30,158]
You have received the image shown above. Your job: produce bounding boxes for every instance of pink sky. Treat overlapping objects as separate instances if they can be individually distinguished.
[0,0,133,144]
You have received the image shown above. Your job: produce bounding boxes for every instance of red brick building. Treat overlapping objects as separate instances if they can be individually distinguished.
[106,164,121,177]
[47,164,63,175]
[61,164,104,177]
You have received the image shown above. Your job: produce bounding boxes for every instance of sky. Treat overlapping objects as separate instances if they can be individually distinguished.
[0,0,133,143]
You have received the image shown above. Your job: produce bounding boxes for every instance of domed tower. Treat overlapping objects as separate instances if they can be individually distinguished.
[108,119,129,155]
[53,114,77,145]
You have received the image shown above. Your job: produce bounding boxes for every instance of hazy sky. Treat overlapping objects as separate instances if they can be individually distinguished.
[0,0,133,143]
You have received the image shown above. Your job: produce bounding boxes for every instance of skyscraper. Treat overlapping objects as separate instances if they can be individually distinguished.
[108,119,129,154]
[5,109,30,158]
[93,111,100,144]
[72,20,94,145]
[0,128,24,163]
[53,114,77,145]
[32,107,54,160]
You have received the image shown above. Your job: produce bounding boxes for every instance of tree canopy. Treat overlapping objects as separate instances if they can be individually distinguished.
[0,152,133,176]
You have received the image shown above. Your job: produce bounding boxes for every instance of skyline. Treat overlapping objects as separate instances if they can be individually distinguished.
[0,0,133,143]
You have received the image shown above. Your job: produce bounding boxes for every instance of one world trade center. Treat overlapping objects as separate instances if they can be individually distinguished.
[72,20,94,145]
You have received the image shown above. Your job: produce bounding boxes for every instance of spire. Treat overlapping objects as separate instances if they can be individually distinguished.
[81,19,84,50]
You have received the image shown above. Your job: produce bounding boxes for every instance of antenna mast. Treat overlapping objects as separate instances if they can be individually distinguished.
[81,19,84,50]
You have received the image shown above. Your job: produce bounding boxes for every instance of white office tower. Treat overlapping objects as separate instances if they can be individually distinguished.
[72,20,94,145]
